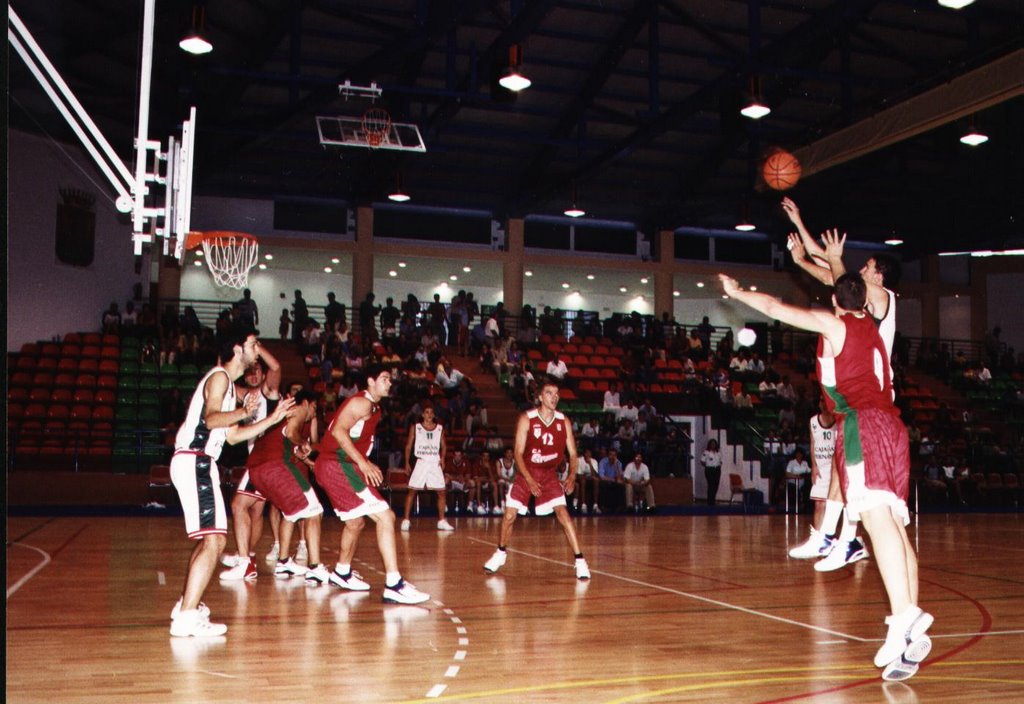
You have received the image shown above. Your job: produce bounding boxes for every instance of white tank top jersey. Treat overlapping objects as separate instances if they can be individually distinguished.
[245,390,269,452]
[809,414,837,472]
[414,423,443,460]
[175,367,237,460]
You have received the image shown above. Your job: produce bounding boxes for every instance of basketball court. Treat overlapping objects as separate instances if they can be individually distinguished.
[7,512,1023,702]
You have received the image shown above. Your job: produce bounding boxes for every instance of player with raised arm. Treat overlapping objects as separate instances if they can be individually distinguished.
[244,390,327,583]
[169,329,294,637]
[220,343,284,580]
[313,365,429,603]
[720,272,931,681]
[782,197,901,569]
[484,380,591,580]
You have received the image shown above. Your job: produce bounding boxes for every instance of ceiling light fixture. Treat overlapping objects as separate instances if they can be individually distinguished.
[960,116,989,146]
[740,75,770,119]
[525,270,533,277]
[640,277,649,284]
[258,263,267,270]
[619,286,627,293]
[937,0,975,8]
[331,257,339,264]
[324,266,332,273]
[696,282,705,288]
[885,238,904,246]
[735,203,756,232]
[264,254,273,261]
[179,4,213,55]
[586,274,595,280]
[398,261,407,268]
[388,172,411,202]
[449,275,458,281]
[463,266,472,273]
[564,183,585,218]
[388,270,397,277]
[561,282,570,289]
[498,44,531,92]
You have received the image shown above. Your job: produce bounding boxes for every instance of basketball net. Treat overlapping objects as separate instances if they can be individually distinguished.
[186,232,259,290]
[362,107,391,148]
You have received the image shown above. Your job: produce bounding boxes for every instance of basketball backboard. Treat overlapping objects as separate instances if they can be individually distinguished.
[316,115,427,153]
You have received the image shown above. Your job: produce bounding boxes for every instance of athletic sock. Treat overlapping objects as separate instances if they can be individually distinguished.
[385,571,402,588]
[822,500,844,536]
[838,512,859,542]
[335,563,351,575]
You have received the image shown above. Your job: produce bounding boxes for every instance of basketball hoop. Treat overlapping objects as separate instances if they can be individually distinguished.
[185,231,259,290]
[362,107,391,148]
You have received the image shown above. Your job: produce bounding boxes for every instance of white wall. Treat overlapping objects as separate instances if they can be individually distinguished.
[8,130,146,351]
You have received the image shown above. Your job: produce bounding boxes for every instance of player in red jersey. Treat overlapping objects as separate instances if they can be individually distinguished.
[244,390,326,583]
[720,272,932,682]
[313,365,429,604]
[484,380,591,580]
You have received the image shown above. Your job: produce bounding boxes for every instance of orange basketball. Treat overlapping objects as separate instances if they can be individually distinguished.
[763,151,801,190]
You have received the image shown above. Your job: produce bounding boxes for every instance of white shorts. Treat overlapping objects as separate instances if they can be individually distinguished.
[408,458,446,490]
[810,459,832,500]
[171,451,228,539]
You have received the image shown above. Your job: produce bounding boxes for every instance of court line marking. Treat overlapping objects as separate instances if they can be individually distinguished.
[157,571,166,586]
[394,660,1024,703]
[466,537,866,642]
[7,543,52,599]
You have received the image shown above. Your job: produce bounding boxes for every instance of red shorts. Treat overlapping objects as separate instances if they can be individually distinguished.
[506,465,566,516]
[835,408,911,524]
[313,455,390,521]
[248,460,322,522]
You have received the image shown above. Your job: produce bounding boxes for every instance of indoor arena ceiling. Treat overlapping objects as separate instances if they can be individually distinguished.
[7,0,1024,259]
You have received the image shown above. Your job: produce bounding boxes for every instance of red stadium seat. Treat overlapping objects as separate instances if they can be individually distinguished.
[75,373,97,388]
[41,343,61,356]
[100,346,119,359]
[62,343,82,357]
[58,357,79,372]
[8,387,29,403]
[95,389,116,404]
[96,374,117,389]
[21,342,41,356]
[48,404,71,420]
[594,345,610,355]
[578,344,594,354]
[25,403,48,419]
[562,343,578,354]
[63,333,82,344]
[573,354,589,366]
[579,380,597,392]
[102,334,120,346]
[9,402,26,419]
[82,333,102,345]
[79,358,100,373]
[54,373,76,387]
[98,359,119,374]
[81,345,101,358]
[51,388,74,403]
[29,387,51,402]
[32,372,55,387]
[92,405,115,421]
[70,404,93,420]
[11,371,34,387]
[36,357,58,371]
[16,356,37,371]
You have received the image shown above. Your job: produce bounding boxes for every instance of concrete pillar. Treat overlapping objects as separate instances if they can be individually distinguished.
[352,206,374,310]
[654,229,675,319]
[503,217,524,314]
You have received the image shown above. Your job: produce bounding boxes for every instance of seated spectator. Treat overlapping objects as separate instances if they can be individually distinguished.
[734,387,754,415]
[748,352,765,376]
[573,447,601,514]
[785,448,811,511]
[545,353,568,381]
[603,381,622,415]
[494,446,515,506]
[466,450,502,515]
[578,417,599,451]
[623,452,656,513]
[121,301,138,330]
[777,375,798,404]
[464,400,489,436]
[102,302,121,334]
[435,357,472,399]
[445,450,474,513]
[616,419,635,457]
[597,448,625,514]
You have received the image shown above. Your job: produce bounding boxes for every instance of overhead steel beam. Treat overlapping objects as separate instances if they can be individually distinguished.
[793,49,1024,179]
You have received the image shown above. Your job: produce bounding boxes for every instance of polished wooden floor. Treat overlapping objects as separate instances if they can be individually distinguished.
[7,511,1024,703]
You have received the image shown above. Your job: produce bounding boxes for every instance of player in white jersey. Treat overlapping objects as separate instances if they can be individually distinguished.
[400,405,452,531]
[789,400,843,559]
[169,329,294,638]
[784,198,900,569]
[220,344,283,580]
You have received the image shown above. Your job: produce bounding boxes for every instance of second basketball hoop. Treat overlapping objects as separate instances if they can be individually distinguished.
[362,107,392,148]
[185,231,260,290]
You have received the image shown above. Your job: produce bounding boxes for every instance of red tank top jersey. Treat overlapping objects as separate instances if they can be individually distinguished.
[523,408,568,470]
[320,391,381,461]
[247,425,290,467]
[818,314,897,416]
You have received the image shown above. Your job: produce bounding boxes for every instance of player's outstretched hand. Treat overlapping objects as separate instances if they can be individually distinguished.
[270,397,296,422]
[719,274,742,297]
[781,197,801,224]
[821,228,847,259]
[787,233,805,258]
